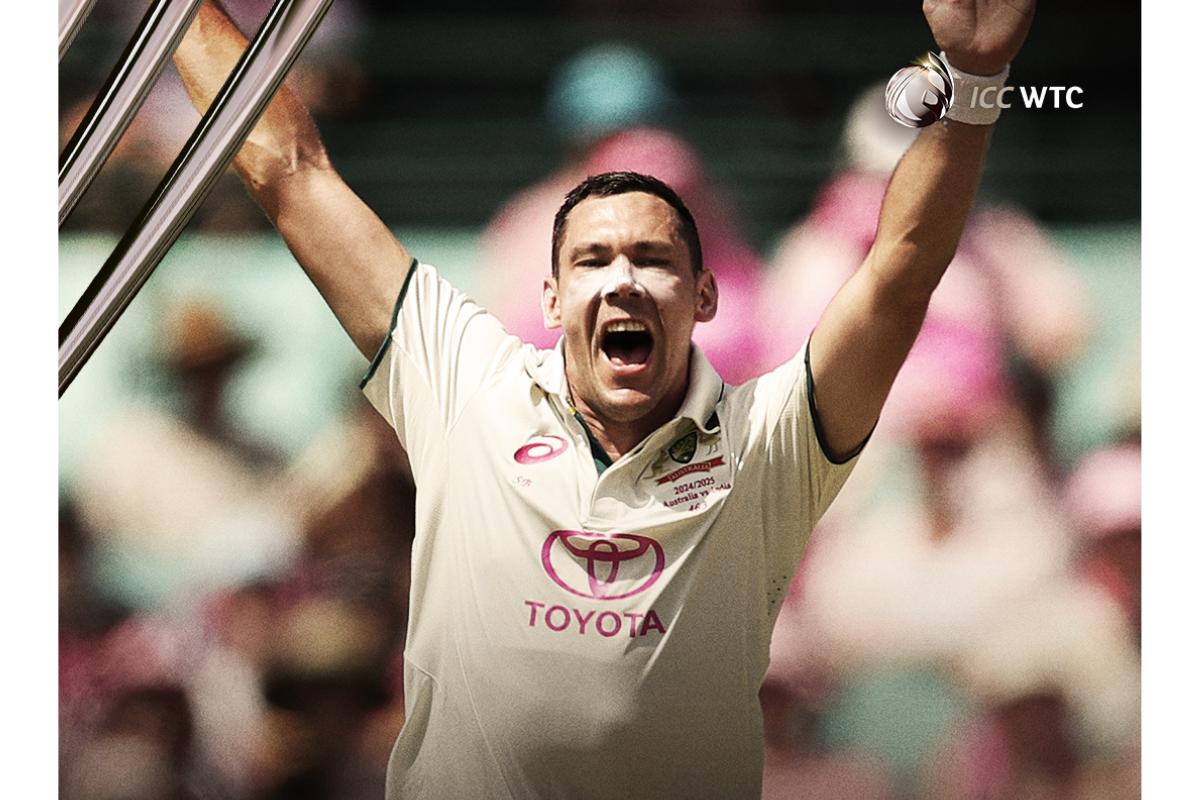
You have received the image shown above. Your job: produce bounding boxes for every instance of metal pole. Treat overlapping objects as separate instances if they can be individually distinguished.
[59,0,100,62]
[58,0,335,396]
[59,0,205,227]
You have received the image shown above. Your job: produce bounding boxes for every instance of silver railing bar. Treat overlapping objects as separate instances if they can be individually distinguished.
[59,0,100,61]
[59,0,205,226]
[58,0,335,396]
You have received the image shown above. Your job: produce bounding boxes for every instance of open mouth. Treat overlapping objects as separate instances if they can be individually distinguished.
[600,320,654,368]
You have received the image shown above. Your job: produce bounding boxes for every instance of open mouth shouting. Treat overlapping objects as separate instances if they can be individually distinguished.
[599,319,656,375]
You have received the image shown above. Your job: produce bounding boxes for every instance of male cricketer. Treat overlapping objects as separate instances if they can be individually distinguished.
[174,0,1034,797]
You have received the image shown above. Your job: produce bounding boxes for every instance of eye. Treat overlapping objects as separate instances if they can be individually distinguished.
[576,259,606,268]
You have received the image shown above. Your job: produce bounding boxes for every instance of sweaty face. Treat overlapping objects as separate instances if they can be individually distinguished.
[542,192,717,425]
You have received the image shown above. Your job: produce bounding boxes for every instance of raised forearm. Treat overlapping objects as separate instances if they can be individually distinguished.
[169,1,410,360]
[804,1,1033,459]
[865,119,991,307]
[172,0,330,215]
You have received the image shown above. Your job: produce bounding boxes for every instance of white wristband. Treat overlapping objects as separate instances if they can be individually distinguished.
[942,52,1011,125]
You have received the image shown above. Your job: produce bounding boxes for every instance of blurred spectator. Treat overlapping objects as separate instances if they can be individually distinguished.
[232,391,418,797]
[477,45,768,383]
[61,613,209,800]
[1064,443,1141,639]
[63,685,200,800]
[762,426,1142,798]
[762,400,1089,793]
[64,387,420,798]
[796,414,1073,671]
[187,581,277,797]
[74,300,300,609]
[761,393,1140,798]
[281,391,418,624]
[254,596,396,799]
[760,635,896,800]
[930,559,1140,799]
[60,502,132,783]
[544,42,675,145]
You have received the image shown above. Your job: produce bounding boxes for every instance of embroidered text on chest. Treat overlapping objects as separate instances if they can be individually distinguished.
[644,429,731,511]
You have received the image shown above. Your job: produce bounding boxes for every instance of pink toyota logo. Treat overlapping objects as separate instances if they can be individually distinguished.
[540,531,665,600]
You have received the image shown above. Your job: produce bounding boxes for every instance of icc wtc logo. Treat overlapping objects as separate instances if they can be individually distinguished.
[885,51,953,128]
[541,531,665,600]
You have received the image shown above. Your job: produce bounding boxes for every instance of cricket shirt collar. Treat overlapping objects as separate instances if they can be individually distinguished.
[525,339,724,434]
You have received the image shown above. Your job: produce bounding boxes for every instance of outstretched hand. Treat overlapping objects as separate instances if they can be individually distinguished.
[923,0,1036,75]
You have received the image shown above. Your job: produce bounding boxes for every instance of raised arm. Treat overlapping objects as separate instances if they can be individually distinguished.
[807,0,1035,459]
[173,0,409,358]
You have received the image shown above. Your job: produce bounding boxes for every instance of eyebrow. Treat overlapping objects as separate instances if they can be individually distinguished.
[567,240,677,261]
[630,240,676,253]
[567,243,610,261]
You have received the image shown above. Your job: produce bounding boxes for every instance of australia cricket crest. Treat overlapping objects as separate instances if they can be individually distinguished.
[643,426,731,513]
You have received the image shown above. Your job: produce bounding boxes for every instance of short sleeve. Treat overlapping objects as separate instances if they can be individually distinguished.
[360,259,522,455]
[740,337,868,540]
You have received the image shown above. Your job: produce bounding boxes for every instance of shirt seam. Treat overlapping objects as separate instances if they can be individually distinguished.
[443,333,525,439]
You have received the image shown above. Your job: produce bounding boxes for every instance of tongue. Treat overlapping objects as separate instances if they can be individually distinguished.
[607,336,652,366]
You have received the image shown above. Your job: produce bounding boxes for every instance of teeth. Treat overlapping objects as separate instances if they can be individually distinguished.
[605,320,648,334]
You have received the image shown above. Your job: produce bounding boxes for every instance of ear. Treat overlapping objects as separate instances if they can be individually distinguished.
[694,269,718,323]
[542,276,562,329]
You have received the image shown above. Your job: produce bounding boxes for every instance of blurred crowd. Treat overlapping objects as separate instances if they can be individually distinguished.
[60,7,1140,799]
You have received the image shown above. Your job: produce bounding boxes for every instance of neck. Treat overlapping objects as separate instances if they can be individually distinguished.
[568,365,690,462]
[573,405,658,462]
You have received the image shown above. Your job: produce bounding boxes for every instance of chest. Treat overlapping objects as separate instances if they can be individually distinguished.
[438,382,752,597]
[412,382,783,700]
[462,390,733,523]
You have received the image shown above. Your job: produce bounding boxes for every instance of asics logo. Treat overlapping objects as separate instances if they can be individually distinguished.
[514,434,567,464]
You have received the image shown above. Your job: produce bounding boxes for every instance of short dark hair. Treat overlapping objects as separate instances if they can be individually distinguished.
[550,171,703,277]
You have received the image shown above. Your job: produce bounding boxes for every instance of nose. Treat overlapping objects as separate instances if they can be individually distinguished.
[601,258,646,300]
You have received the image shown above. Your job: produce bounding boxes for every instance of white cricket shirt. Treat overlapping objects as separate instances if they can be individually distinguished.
[361,260,861,799]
